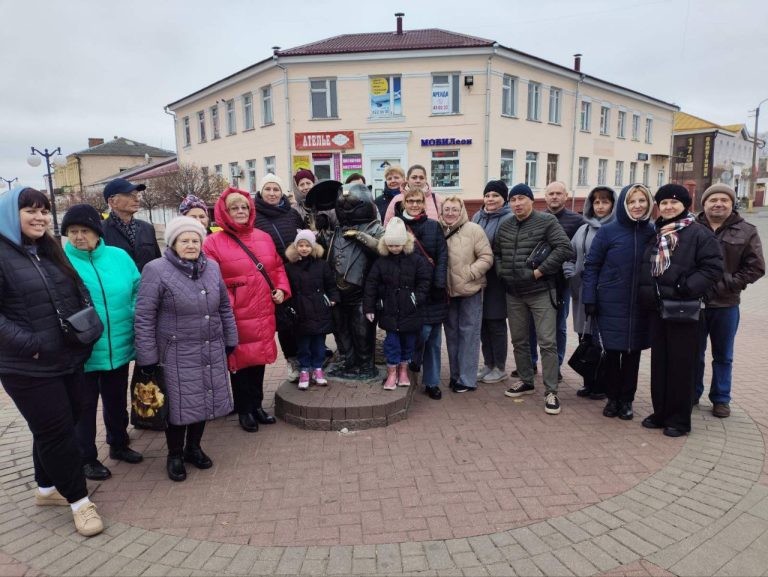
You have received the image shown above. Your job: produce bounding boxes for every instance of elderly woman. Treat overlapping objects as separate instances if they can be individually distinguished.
[439,196,493,392]
[62,204,142,482]
[135,216,238,481]
[179,194,214,234]
[638,184,723,437]
[384,164,444,225]
[0,187,103,536]
[393,185,448,399]
[203,188,291,432]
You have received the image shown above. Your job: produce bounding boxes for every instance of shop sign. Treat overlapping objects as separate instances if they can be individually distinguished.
[342,154,362,170]
[420,137,473,147]
[295,131,355,151]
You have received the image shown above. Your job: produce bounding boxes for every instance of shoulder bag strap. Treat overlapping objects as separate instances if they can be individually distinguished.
[27,254,67,328]
[226,233,277,292]
[405,225,435,267]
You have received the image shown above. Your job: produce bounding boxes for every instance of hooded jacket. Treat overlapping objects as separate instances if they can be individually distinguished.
[253,194,304,260]
[202,188,291,371]
[0,186,93,376]
[439,204,493,298]
[582,185,655,350]
[284,243,340,336]
[472,204,513,319]
[65,239,140,372]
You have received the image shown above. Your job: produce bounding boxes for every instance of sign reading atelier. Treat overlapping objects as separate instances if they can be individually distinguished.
[295,131,355,151]
[420,137,473,146]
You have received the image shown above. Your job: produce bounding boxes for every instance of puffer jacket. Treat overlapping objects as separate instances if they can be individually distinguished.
[65,239,140,372]
[375,186,400,221]
[363,235,432,332]
[284,243,340,336]
[0,186,93,376]
[439,204,493,298]
[102,215,161,272]
[254,194,304,260]
[582,185,655,350]
[472,205,513,319]
[493,210,573,297]
[203,188,291,371]
[134,249,238,426]
[695,210,765,307]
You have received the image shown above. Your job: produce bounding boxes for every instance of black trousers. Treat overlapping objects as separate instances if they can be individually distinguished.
[277,328,298,359]
[0,371,88,503]
[603,349,641,402]
[480,318,508,371]
[229,365,265,415]
[75,363,130,462]
[165,421,206,457]
[650,316,699,432]
[332,301,374,369]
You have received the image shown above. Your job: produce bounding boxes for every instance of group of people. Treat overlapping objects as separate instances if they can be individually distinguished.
[0,162,763,538]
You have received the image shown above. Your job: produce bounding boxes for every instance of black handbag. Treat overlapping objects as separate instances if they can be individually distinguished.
[655,281,701,323]
[525,241,552,270]
[567,318,604,380]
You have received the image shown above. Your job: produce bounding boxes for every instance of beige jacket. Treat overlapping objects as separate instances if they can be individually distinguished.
[439,206,494,297]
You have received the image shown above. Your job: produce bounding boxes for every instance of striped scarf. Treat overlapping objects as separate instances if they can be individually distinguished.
[651,213,695,277]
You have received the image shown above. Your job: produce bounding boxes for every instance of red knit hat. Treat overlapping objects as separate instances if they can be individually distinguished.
[293,169,315,185]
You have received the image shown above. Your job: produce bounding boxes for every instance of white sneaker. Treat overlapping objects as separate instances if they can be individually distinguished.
[477,365,492,380]
[545,392,561,415]
[481,368,507,383]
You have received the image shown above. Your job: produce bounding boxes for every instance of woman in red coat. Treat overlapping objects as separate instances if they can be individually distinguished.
[203,188,291,432]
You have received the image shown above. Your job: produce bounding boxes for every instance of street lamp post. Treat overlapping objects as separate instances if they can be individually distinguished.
[0,176,18,190]
[27,146,63,237]
[748,97,768,213]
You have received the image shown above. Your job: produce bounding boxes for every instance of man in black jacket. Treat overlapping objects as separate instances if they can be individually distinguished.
[101,178,161,272]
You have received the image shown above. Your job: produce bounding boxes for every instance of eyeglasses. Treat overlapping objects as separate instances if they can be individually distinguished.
[442,208,461,214]
[404,199,424,205]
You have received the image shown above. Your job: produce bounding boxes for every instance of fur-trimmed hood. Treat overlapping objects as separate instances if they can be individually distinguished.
[284,242,325,263]
[377,233,415,256]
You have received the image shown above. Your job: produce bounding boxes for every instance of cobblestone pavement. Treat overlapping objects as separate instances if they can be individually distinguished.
[2,213,768,576]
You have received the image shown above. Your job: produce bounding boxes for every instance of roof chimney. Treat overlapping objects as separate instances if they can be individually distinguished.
[88,138,104,148]
[272,46,281,55]
[395,12,404,35]
[573,53,582,73]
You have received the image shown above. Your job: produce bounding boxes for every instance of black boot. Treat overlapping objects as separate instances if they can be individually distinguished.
[184,446,213,469]
[166,455,187,482]
[618,401,634,420]
[254,408,276,425]
[238,413,259,432]
[603,399,619,418]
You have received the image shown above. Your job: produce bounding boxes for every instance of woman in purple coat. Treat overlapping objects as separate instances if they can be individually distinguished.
[134,217,238,482]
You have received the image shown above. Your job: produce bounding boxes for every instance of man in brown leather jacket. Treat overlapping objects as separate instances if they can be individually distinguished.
[696,183,765,418]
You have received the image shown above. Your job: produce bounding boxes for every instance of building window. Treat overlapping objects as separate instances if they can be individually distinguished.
[578,157,589,186]
[214,164,223,177]
[500,149,515,187]
[548,87,561,124]
[617,110,626,138]
[600,106,610,135]
[629,162,637,183]
[431,73,460,115]
[225,100,236,135]
[657,168,665,188]
[615,160,624,187]
[262,86,274,125]
[645,118,653,144]
[264,156,276,175]
[201,166,209,180]
[210,105,220,139]
[642,163,650,186]
[369,75,402,118]
[632,114,640,141]
[246,159,257,193]
[229,162,240,186]
[527,82,541,121]
[431,150,460,188]
[597,159,608,185]
[182,116,191,147]
[546,154,558,184]
[525,152,538,188]
[502,75,517,117]
[310,78,337,119]
[197,111,206,142]
[243,93,254,130]
[580,101,591,132]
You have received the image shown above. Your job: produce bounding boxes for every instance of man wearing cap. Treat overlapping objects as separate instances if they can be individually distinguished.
[101,178,161,272]
[494,183,573,415]
[695,183,764,418]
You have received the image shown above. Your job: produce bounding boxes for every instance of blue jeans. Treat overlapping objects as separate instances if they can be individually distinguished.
[297,334,327,371]
[383,331,417,365]
[696,306,739,404]
[445,292,483,388]
[421,323,443,388]
[530,286,570,367]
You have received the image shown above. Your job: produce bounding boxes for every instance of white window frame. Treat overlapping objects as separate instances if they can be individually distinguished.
[597,159,608,185]
[525,151,538,188]
[645,117,654,144]
[632,114,640,141]
[629,162,637,183]
[600,106,610,135]
[615,161,624,187]
[261,86,274,125]
[182,116,191,147]
[264,156,276,176]
[580,101,591,132]
[197,110,206,142]
[229,162,240,186]
[369,75,402,118]
[578,157,589,186]
[548,87,561,124]
[243,93,254,131]
[210,105,220,139]
[430,149,460,189]
[246,160,257,193]
[225,99,236,135]
[617,110,626,139]
[500,149,515,187]
[502,75,517,117]
[431,73,460,115]
[310,78,338,119]
[657,168,665,188]
[527,82,541,121]
[642,163,650,186]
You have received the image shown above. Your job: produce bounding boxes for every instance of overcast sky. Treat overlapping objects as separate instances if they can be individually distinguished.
[2,0,766,189]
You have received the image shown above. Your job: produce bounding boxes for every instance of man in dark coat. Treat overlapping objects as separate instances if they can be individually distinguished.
[695,183,764,418]
[101,178,161,272]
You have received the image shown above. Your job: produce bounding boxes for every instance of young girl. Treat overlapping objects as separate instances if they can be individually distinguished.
[363,218,432,390]
[284,230,339,389]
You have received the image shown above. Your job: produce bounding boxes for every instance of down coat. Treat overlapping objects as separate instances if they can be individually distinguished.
[472,205,513,319]
[439,203,493,298]
[582,185,655,351]
[363,235,432,332]
[203,188,291,371]
[284,243,340,336]
[253,194,304,260]
[134,249,238,426]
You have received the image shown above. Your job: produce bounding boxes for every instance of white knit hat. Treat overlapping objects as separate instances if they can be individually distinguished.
[383,217,407,245]
[164,216,206,247]
[259,173,285,193]
[294,229,316,248]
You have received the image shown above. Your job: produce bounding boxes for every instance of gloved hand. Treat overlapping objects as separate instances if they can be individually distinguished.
[138,364,158,378]
[584,303,598,317]
[225,346,235,356]
[315,214,330,232]
[430,287,445,302]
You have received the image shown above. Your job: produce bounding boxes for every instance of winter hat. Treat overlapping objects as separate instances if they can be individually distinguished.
[103,177,145,202]
[61,204,104,237]
[259,173,285,193]
[293,229,316,248]
[483,180,509,202]
[701,183,736,206]
[383,217,408,246]
[509,183,534,201]
[164,215,207,247]
[179,194,207,215]
[293,169,316,185]
[654,183,691,209]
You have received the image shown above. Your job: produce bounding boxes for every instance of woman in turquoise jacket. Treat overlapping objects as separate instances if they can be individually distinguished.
[62,204,142,481]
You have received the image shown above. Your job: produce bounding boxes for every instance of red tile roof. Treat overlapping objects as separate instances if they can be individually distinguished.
[277,29,495,56]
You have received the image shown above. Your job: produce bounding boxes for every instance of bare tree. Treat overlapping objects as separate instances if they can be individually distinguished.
[59,185,109,215]
[151,163,227,207]
[138,185,167,223]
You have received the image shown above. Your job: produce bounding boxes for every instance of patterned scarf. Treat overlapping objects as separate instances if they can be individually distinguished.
[651,213,695,277]
[110,211,137,248]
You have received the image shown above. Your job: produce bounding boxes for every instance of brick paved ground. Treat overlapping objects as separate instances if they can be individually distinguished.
[1,212,767,576]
